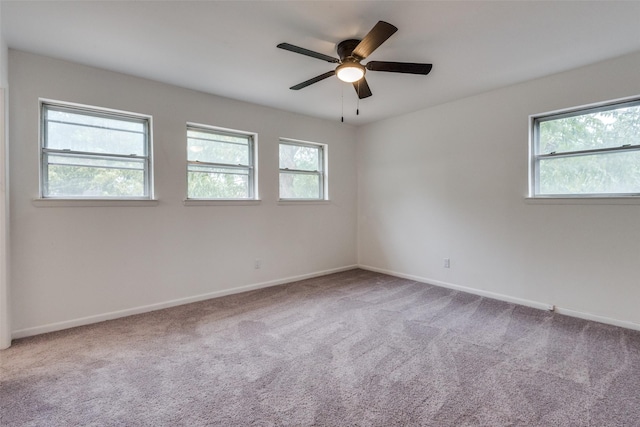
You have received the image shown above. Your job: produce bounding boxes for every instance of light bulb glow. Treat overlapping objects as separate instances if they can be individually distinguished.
[336,63,365,83]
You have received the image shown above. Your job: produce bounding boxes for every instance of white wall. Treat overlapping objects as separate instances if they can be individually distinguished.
[0,6,5,86]
[0,4,11,349]
[9,50,358,337]
[358,51,640,328]
[9,47,640,341]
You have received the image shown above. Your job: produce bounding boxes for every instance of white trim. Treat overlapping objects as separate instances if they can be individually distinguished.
[358,264,640,332]
[279,136,326,148]
[40,97,153,121]
[32,198,159,207]
[554,307,640,332]
[278,200,332,205]
[186,122,257,138]
[11,264,640,340]
[358,264,554,311]
[11,264,359,339]
[524,196,640,205]
[530,93,640,120]
[0,87,9,349]
[183,199,261,207]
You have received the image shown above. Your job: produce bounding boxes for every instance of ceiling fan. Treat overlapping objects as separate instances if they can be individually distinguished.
[277,21,433,99]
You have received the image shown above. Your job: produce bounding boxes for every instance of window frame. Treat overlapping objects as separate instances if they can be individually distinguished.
[39,99,153,200]
[278,138,328,201]
[530,96,640,198]
[186,123,258,201]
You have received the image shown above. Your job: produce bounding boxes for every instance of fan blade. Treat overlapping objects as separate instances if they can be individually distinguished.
[352,21,398,60]
[277,43,340,63]
[290,71,336,90]
[366,61,433,75]
[353,77,372,99]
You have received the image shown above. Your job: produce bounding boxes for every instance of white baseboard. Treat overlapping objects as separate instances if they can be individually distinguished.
[359,264,554,311]
[11,264,359,340]
[358,264,640,332]
[13,263,640,340]
[554,307,640,332]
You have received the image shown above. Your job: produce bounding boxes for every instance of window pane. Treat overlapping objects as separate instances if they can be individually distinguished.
[46,155,145,197]
[41,103,151,199]
[279,144,320,171]
[187,129,250,165]
[279,172,321,199]
[46,109,146,156]
[186,126,255,200]
[188,166,250,199]
[539,104,640,154]
[538,150,640,195]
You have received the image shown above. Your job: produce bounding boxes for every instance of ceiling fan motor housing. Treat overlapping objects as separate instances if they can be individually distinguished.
[337,39,362,62]
[277,21,431,99]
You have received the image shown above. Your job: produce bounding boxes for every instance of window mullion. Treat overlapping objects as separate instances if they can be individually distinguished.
[188,160,251,169]
[43,148,148,161]
[279,168,320,174]
[537,144,640,159]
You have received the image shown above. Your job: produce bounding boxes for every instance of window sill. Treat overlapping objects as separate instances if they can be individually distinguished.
[278,199,331,205]
[183,199,261,207]
[524,196,640,205]
[32,198,159,208]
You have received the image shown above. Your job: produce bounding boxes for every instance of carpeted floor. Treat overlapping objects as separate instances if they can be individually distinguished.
[1,269,640,426]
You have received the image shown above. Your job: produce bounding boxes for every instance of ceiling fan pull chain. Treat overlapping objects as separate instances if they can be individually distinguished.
[357,81,360,116]
[341,84,345,122]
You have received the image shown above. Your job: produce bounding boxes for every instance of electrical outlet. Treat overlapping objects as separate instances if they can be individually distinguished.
[254,259,261,269]
[444,258,450,268]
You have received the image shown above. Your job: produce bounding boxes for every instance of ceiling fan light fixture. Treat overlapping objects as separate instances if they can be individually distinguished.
[279,21,430,101]
[336,62,365,83]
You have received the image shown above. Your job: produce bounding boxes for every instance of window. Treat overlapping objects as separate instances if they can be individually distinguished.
[531,97,640,197]
[187,124,256,199]
[279,139,326,200]
[40,101,152,199]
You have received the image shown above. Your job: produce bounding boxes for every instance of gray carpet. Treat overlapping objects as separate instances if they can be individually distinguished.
[1,269,640,426]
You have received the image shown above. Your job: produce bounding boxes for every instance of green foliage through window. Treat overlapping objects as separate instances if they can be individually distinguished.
[279,140,325,200]
[533,99,640,196]
[41,102,151,198]
[187,125,255,199]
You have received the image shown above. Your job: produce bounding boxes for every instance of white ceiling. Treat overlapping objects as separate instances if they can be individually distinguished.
[3,1,640,125]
